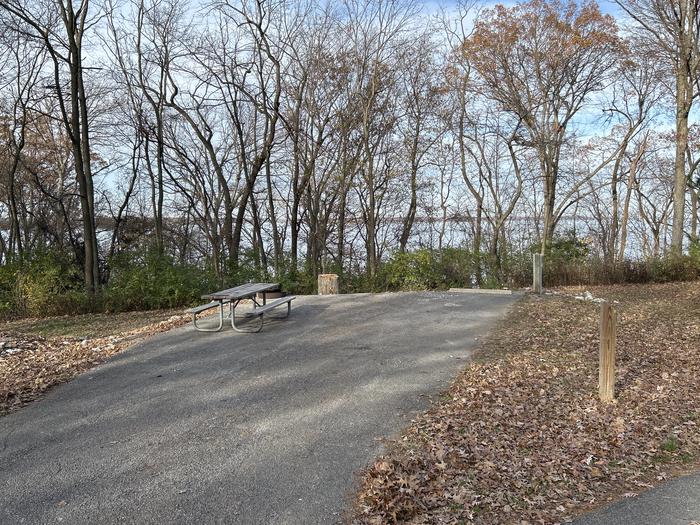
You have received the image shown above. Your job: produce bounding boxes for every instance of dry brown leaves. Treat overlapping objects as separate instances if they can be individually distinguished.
[0,313,189,415]
[353,282,700,524]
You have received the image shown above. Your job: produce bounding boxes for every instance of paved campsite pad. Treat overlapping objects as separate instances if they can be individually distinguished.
[0,291,518,524]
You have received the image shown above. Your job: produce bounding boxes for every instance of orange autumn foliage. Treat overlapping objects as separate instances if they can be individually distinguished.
[463,0,619,122]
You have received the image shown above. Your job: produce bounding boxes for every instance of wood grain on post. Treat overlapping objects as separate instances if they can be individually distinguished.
[318,273,339,295]
[599,301,617,402]
[532,254,543,294]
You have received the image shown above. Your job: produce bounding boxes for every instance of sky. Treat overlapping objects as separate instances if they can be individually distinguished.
[423,0,624,16]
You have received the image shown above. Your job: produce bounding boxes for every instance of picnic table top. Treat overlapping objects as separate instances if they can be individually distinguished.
[203,282,280,301]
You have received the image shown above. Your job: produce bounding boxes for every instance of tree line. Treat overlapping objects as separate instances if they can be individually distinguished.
[1,0,700,302]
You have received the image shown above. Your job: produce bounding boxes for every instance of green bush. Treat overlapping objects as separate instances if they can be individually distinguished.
[226,251,317,296]
[381,249,440,291]
[105,248,217,311]
[268,255,316,296]
[377,248,482,291]
[0,260,19,318]
[689,240,700,261]
[440,248,481,288]
[0,250,85,319]
[545,232,590,261]
[4,240,700,321]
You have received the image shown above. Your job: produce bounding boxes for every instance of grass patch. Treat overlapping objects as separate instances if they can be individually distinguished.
[661,435,680,453]
[681,453,695,464]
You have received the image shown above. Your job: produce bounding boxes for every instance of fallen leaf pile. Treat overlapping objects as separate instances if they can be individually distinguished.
[353,282,700,524]
[0,313,189,415]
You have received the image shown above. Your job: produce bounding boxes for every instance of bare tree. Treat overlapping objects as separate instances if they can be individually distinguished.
[464,0,619,253]
[614,0,700,255]
[0,30,46,257]
[343,0,415,278]
[1,0,102,292]
[397,30,441,252]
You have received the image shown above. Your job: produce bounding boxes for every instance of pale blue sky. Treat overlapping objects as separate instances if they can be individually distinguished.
[423,0,623,16]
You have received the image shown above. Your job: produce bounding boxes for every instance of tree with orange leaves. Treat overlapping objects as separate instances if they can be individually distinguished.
[463,0,619,253]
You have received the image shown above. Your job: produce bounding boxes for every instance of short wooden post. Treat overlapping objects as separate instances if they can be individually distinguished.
[318,273,339,295]
[599,301,617,402]
[532,253,543,294]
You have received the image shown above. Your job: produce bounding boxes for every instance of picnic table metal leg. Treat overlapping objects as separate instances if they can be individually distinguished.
[193,301,224,332]
[277,300,292,319]
[264,298,293,320]
[230,300,263,333]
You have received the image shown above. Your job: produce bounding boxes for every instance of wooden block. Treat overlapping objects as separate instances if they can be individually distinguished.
[318,274,339,295]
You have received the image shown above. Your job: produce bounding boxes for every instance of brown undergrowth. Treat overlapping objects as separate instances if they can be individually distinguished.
[353,282,700,524]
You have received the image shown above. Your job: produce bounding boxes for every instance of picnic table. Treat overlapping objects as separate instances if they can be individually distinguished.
[188,282,295,333]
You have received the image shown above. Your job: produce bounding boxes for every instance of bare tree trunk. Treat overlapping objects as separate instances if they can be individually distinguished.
[691,187,698,244]
[618,145,644,261]
[66,0,100,293]
[265,157,282,274]
[608,155,622,264]
[541,159,558,254]
[399,119,420,252]
[672,66,691,255]
[337,182,348,271]
[6,124,25,256]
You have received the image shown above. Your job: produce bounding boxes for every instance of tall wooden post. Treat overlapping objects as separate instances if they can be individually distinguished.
[599,301,617,402]
[318,274,339,295]
[532,253,543,294]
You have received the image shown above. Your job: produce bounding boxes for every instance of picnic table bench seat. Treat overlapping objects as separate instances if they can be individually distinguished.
[187,300,231,332]
[233,295,296,333]
[188,300,229,315]
[244,296,296,317]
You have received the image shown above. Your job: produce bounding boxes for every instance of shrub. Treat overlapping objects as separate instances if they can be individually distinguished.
[4,239,700,321]
[0,250,85,319]
[440,248,480,288]
[105,248,216,311]
[0,260,19,318]
[381,249,440,291]
[647,255,700,283]
[378,248,483,292]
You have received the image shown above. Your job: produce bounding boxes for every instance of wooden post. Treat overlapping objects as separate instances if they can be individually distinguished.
[599,301,617,402]
[532,253,543,294]
[318,274,339,295]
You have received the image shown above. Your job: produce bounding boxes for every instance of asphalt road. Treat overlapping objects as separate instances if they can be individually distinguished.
[573,471,700,525]
[1,291,518,524]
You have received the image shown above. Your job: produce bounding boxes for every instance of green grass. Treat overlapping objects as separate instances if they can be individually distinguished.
[680,453,694,464]
[661,435,680,453]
